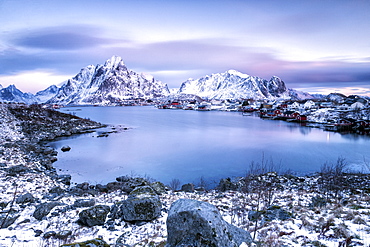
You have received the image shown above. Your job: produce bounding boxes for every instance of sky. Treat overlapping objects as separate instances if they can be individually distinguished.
[0,0,369,96]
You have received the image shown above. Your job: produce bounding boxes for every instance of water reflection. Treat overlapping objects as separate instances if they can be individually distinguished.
[50,106,370,185]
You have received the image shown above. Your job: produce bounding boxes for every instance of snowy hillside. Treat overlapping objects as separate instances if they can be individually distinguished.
[178,70,290,100]
[47,56,170,105]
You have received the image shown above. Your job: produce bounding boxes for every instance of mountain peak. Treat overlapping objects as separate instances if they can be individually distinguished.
[104,55,125,69]
[225,70,250,78]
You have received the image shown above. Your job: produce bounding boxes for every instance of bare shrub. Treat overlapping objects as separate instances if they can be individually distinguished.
[169,178,180,191]
[318,157,348,200]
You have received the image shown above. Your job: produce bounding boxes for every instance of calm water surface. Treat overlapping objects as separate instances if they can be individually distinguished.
[49,106,370,186]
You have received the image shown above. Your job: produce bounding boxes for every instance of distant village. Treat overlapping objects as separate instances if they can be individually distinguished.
[156,94,370,134]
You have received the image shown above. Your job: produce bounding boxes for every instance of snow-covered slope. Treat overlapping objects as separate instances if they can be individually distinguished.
[48,56,170,105]
[35,85,59,103]
[178,70,290,100]
[0,85,38,104]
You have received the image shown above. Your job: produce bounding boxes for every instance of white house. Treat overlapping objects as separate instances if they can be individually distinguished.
[303,100,316,109]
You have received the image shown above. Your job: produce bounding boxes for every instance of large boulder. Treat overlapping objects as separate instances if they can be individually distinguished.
[78,205,110,227]
[166,199,252,247]
[110,186,161,222]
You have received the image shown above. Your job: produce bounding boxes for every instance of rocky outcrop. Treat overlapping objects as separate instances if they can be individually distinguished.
[166,199,252,247]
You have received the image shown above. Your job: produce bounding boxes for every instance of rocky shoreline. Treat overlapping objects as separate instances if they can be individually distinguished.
[1,103,370,246]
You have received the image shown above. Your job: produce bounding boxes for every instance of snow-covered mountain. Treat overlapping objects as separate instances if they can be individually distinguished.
[326,93,347,103]
[288,89,317,101]
[177,70,290,100]
[0,84,38,104]
[35,85,59,103]
[47,56,170,105]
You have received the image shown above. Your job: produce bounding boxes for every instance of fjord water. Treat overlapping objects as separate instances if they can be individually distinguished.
[50,106,370,186]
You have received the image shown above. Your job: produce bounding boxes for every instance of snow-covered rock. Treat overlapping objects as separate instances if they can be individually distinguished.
[47,56,170,105]
[178,70,290,100]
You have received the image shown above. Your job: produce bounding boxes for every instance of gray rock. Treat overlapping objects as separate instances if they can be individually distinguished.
[34,229,43,237]
[248,211,263,221]
[181,183,195,193]
[217,178,237,192]
[33,202,61,220]
[249,206,292,223]
[150,181,167,194]
[0,202,8,209]
[73,199,95,208]
[166,199,252,247]
[16,193,35,204]
[264,206,292,221]
[61,145,71,152]
[60,238,110,247]
[57,174,71,185]
[55,230,72,240]
[0,214,19,228]
[112,186,161,222]
[78,205,110,227]
[6,165,31,176]
[43,231,56,238]
[49,186,65,195]
[309,196,327,208]
[115,176,149,193]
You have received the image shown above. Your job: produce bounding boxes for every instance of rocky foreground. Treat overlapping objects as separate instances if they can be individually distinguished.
[1,103,370,247]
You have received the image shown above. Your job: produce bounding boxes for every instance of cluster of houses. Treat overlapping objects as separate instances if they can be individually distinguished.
[157,96,370,134]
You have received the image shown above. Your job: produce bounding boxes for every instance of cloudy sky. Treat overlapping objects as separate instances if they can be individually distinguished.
[1,0,369,96]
